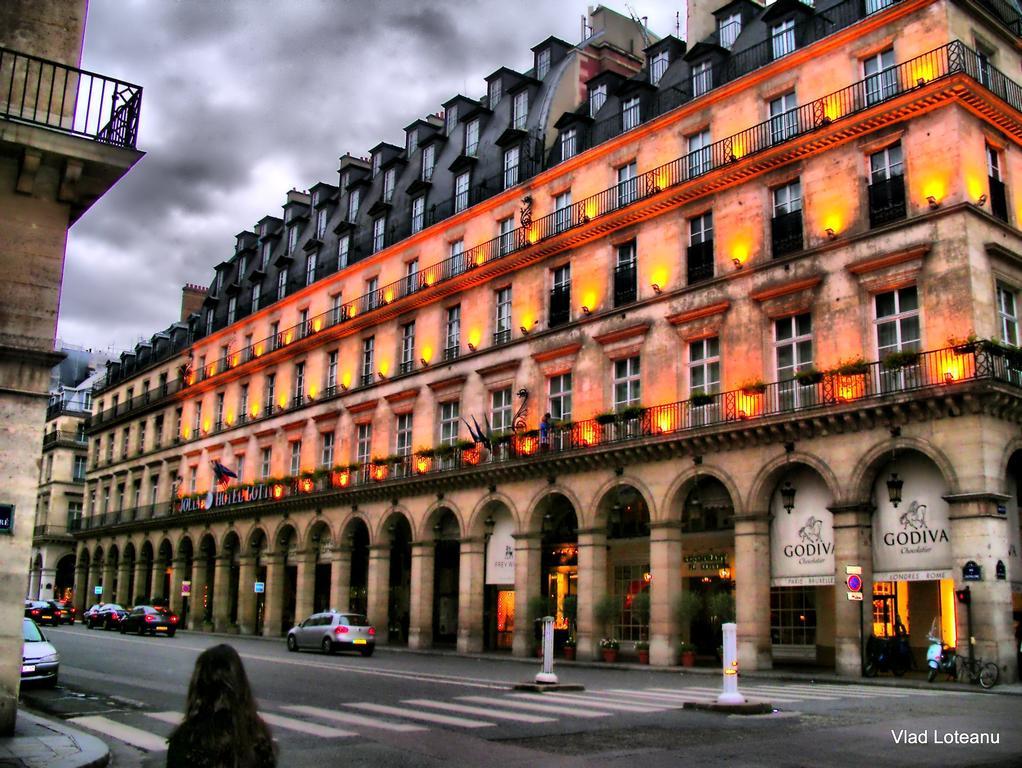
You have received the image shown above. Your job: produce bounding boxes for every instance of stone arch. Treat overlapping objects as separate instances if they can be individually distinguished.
[92,544,105,565]
[847,437,958,503]
[662,462,744,523]
[270,520,300,555]
[421,500,465,541]
[197,532,217,558]
[377,507,414,546]
[245,525,269,554]
[303,517,334,551]
[156,537,174,564]
[340,513,372,545]
[998,436,1022,494]
[468,491,519,537]
[589,475,657,529]
[524,485,585,533]
[221,530,241,559]
[122,541,137,564]
[746,450,842,514]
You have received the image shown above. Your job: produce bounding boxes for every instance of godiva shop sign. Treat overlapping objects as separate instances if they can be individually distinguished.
[770,468,835,587]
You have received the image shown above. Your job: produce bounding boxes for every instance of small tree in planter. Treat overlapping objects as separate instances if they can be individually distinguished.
[635,640,650,664]
[599,637,620,662]
[594,594,619,661]
[673,591,703,665]
[677,641,697,667]
[706,591,735,661]
[562,594,578,659]
[631,590,651,657]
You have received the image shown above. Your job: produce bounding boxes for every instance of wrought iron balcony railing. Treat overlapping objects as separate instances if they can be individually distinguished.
[687,240,714,285]
[73,343,1021,533]
[42,430,87,448]
[0,46,142,148]
[771,210,804,258]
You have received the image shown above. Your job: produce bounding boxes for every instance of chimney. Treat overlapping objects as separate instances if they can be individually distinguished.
[686,0,717,49]
[181,283,207,323]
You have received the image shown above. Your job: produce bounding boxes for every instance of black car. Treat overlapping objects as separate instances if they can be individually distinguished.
[47,600,75,624]
[24,600,59,627]
[119,605,178,637]
[87,603,127,630]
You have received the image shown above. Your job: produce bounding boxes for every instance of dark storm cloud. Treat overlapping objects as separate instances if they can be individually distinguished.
[58,0,676,352]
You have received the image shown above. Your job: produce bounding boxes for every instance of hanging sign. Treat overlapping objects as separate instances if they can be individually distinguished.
[770,469,834,586]
[485,516,515,585]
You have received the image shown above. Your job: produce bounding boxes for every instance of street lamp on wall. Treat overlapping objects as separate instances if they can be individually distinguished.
[780,481,796,514]
[886,473,904,507]
[484,514,496,539]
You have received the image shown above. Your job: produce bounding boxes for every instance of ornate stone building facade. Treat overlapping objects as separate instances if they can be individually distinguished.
[74,0,1022,680]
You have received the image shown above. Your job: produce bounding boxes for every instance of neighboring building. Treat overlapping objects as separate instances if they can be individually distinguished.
[76,0,1022,684]
[0,0,143,734]
[27,346,109,603]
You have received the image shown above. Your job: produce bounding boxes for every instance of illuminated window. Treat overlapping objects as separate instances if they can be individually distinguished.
[613,356,641,409]
[769,90,797,144]
[491,387,513,433]
[770,587,817,647]
[613,565,651,641]
[621,96,641,131]
[548,372,572,421]
[997,284,1019,346]
[771,19,795,59]
[719,13,741,48]
[650,50,669,85]
[689,337,720,395]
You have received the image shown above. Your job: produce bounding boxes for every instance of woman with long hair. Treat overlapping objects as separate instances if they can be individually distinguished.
[167,644,275,768]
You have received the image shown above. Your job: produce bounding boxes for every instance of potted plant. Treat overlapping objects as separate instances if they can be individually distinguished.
[595,411,618,425]
[594,593,618,642]
[563,636,576,661]
[599,637,620,663]
[882,349,920,370]
[835,357,869,376]
[562,594,577,639]
[740,380,767,395]
[673,591,703,665]
[690,390,714,406]
[620,405,645,421]
[631,590,650,644]
[678,641,697,667]
[949,332,978,354]
[636,640,650,665]
[795,367,824,386]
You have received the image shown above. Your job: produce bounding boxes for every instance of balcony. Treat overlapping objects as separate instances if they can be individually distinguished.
[614,262,637,307]
[45,401,90,421]
[687,240,714,285]
[868,175,907,228]
[493,329,512,346]
[42,430,87,449]
[771,210,804,258]
[0,46,142,148]
[73,343,1019,535]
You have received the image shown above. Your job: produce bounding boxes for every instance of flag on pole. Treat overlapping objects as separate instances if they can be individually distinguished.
[211,459,238,492]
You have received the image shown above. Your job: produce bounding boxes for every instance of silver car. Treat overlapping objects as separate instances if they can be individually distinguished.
[286,611,376,656]
[22,618,59,686]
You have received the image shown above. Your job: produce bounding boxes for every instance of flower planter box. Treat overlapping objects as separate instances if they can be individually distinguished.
[602,648,619,663]
[637,650,650,665]
[563,646,576,661]
[680,650,696,667]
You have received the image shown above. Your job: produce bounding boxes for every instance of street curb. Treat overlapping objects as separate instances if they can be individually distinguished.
[17,709,109,768]
[157,627,1022,695]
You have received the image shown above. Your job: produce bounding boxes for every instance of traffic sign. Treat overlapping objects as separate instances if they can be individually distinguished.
[93,585,103,595]
[847,592,863,601]
[181,580,191,596]
[254,581,265,594]
[845,565,862,575]
[846,574,863,592]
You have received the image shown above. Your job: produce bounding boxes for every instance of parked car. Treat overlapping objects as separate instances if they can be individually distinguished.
[21,618,59,686]
[119,605,178,637]
[287,611,375,656]
[82,603,105,626]
[47,600,75,624]
[24,600,59,627]
[88,604,128,630]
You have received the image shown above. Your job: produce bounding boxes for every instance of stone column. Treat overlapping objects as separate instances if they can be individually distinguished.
[366,545,390,643]
[735,511,772,671]
[28,568,41,599]
[74,560,88,614]
[832,503,873,677]
[237,556,258,635]
[329,547,351,612]
[101,560,116,603]
[457,537,486,653]
[189,557,209,630]
[169,557,188,618]
[294,550,317,625]
[407,541,435,649]
[212,555,233,633]
[87,562,101,606]
[149,559,163,602]
[947,493,1017,681]
[38,568,56,600]
[576,527,609,661]
[132,559,149,604]
[649,521,683,666]
[512,533,542,658]
[115,560,133,606]
[261,552,286,637]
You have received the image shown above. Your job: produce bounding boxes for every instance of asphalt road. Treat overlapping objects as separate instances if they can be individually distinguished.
[21,624,1022,768]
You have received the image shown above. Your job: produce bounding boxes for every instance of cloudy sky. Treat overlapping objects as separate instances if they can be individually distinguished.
[60,0,684,354]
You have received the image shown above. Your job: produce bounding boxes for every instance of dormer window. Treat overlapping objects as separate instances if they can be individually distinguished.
[315,209,328,239]
[372,216,386,252]
[465,120,479,157]
[513,90,528,130]
[251,282,261,309]
[407,131,418,155]
[589,84,607,117]
[445,104,458,136]
[692,61,712,97]
[287,225,299,255]
[348,188,360,221]
[339,171,349,190]
[383,167,396,203]
[213,272,222,296]
[454,172,470,212]
[205,309,213,336]
[277,269,287,300]
[337,235,349,269]
[238,255,247,278]
[422,144,435,181]
[411,196,425,234]
[371,153,381,177]
[227,295,237,324]
[719,13,741,48]
[772,19,796,59]
[503,145,520,189]
[622,96,641,131]
[489,78,502,107]
[650,50,669,85]
[305,253,316,286]
[561,127,577,160]
[261,241,272,269]
[536,48,551,79]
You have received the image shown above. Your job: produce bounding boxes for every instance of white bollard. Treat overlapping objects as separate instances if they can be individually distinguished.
[535,615,558,684]
[717,621,745,705]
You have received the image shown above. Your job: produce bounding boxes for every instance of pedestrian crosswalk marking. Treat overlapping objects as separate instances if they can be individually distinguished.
[69,716,168,752]
[281,705,427,732]
[509,691,667,713]
[457,695,610,718]
[259,712,357,738]
[403,698,554,724]
[348,702,495,729]
[603,688,802,704]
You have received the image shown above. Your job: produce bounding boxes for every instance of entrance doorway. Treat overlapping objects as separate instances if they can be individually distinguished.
[539,494,578,648]
[432,510,460,646]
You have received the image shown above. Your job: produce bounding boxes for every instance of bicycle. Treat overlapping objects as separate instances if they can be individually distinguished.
[956,654,999,689]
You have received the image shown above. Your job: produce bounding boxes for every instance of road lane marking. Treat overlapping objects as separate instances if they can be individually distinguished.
[402,699,553,724]
[281,705,426,732]
[646,686,807,703]
[508,692,665,713]
[146,710,356,739]
[69,716,167,752]
[348,702,495,728]
[458,695,610,718]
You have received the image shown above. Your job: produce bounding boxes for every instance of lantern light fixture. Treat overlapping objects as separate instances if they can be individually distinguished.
[781,481,797,514]
[886,472,904,507]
